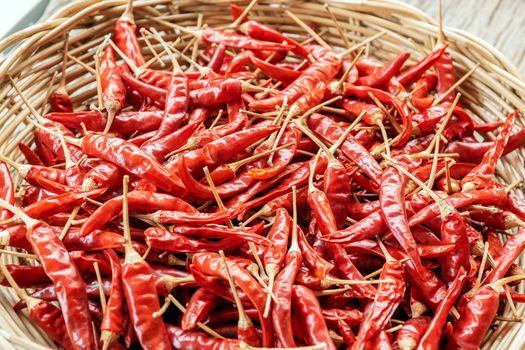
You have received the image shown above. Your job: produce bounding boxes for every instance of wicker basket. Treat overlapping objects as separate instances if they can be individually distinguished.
[0,0,524,349]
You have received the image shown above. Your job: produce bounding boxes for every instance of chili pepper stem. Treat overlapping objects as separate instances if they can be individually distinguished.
[108,40,141,76]
[100,331,118,350]
[0,154,29,178]
[102,101,120,134]
[263,264,278,317]
[424,93,461,154]
[323,3,351,48]
[332,49,364,94]
[230,142,295,172]
[152,297,171,318]
[229,0,258,28]
[120,0,135,23]
[27,119,82,147]
[55,33,69,96]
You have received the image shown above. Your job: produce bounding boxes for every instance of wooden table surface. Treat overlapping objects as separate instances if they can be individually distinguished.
[405,0,525,75]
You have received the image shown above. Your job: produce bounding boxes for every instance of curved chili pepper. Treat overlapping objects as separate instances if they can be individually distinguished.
[208,44,226,73]
[250,55,301,84]
[417,267,467,349]
[483,228,525,285]
[80,191,195,235]
[444,283,500,350]
[396,316,431,350]
[291,285,337,349]
[356,51,410,87]
[397,45,447,86]
[181,288,220,331]
[100,46,126,119]
[434,48,456,103]
[461,110,517,190]
[439,210,469,284]
[0,162,14,221]
[100,249,124,348]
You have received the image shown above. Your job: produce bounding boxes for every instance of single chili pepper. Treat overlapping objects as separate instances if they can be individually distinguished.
[483,228,525,285]
[207,43,226,73]
[192,252,273,346]
[461,110,517,190]
[353,257,405,349]
[356,51,410,87]
[201,28,294,51]
[80,191,195,236]
[181,288,220,331]
[114,7,145,67]
[272,231,303,347]
[411,74,438,110]
[380,156,423,270]
[439,210,470,284]
[250,55,301,84]
[434,47,456,103]
[20,188,104,221]
[99,249,124,349]
[145,226,267,251]
[46,110,163,136]
[18,143,44,166]
[467,206,524,230]
[250,50,341,111]
[227,50,253,74]
[67,133,187,196]
[0,201,98,350]
[145,75,189,145]
[446,126,525,163]
[396,45,447,86]
[396,316,431,350]
[291,285,337,349]
[263,208,291,293]
[408,188,508,227]
[417,267,467,350]
[61,228,126,251]
[100,46,126,132]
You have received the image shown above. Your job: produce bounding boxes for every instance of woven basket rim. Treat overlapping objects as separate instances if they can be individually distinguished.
[0,1,523,349]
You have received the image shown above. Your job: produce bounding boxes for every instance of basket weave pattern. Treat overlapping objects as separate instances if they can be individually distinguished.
[0,0,524,349]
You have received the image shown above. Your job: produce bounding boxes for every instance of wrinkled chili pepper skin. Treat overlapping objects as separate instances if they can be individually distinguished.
[115,18,145,67]
[444,285,500,350]
[50,92,74,113]
[440,210,470,284]
[46,111,164,136]
[356,51,410,87]
[291,285,337,350]
[202,28,293,51]
[30,300,76,350]
[167,325,241,350]
[19,143,44,166]
[353,260,405,350]
[27,222,97,350]
[181,288,220,331]
[397,45,447,86]
[101,249,124,339]
[272,250,302,347]
[396,316,431,350]
[100,46,126,111]
[122,257,171,350]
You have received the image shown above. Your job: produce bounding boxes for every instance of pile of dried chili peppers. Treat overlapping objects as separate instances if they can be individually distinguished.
[2,1,525,349]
